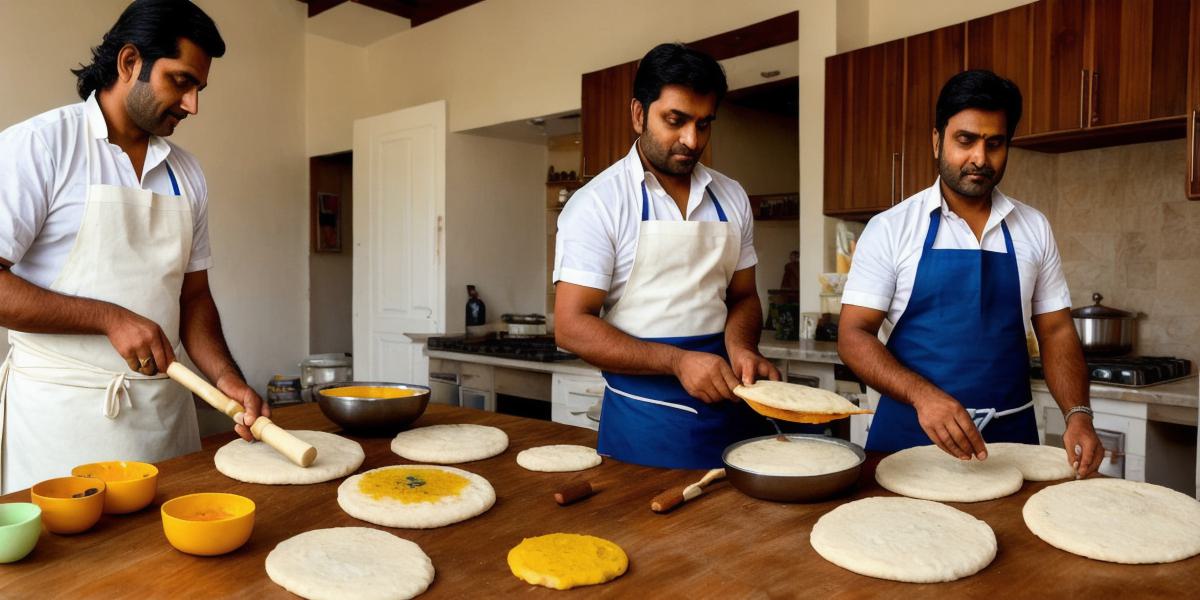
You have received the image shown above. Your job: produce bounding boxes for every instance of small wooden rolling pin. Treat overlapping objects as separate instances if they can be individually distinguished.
[167,363,318,467]
[651,468,725,513]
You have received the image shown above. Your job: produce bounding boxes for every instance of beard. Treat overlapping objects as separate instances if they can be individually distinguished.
[938,153,1002,200]
[639,127,701,176]
[126,81,185,137]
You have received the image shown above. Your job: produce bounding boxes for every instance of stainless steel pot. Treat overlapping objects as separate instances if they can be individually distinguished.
[721,434,865,503]
[1071,293,1136,356]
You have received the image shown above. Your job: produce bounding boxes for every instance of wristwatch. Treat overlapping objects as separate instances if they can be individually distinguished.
[1064,405,1094,422]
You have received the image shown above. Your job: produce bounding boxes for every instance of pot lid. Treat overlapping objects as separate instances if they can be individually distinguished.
[1071,293,1133,319]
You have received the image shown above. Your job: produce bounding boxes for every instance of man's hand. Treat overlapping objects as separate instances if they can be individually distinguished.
[1062,412,1104,479]
[216,373,271,442]
[672,351,741,404]
[103,305,176,376]
[727,347,781,387]
[912,387,988,461]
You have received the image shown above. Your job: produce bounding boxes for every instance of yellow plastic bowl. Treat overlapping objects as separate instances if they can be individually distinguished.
[161,493,255,556]
[71,461,159,514]
[30,477,106,534]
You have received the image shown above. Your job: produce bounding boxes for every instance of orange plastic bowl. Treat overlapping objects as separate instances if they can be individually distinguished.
[30,477,106,534]
[71,461,158,514]
[161,493,255,556]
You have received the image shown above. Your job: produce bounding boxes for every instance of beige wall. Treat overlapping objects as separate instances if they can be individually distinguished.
[444,133,548,333]
[711,103,800,314]
[305,34,369,156]
[1003,142,1200,365]
[0,0,310,393]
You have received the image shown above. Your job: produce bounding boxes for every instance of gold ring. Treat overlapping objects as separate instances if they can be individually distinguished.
[139,356,152,368]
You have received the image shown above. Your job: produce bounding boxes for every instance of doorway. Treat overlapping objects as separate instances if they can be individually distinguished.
[309,151,353,354]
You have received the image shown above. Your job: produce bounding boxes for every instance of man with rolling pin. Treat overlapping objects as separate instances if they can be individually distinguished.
[0,0,268,493]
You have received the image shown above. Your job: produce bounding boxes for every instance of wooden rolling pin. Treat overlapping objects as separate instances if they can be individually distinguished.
[167,363,317,467]
[651,468,725,513]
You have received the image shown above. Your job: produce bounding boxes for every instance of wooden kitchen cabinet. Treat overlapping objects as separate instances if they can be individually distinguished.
[1190,0,1200,199]
[823,39,905,220]
[580,60,638,178]
[1028,0,1089,135]
[901,24,965,198]
[1088,0,1189,127]
[966,3,1035,139]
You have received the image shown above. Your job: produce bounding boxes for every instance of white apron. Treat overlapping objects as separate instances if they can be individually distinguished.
[596,181,767,469]
[0,117,199,493]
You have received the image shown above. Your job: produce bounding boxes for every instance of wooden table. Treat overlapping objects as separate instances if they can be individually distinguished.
[2,404,1198,598]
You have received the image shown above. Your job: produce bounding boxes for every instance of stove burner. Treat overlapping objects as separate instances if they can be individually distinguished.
[427,334,577,362]
[1031,356,1193,387]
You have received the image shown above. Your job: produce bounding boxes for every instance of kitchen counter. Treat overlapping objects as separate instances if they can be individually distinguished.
[3,404,1198,597]
[425,336,842,377]
[426,349,601,377]
[758,337,843,364]
[1032,375,1199,410]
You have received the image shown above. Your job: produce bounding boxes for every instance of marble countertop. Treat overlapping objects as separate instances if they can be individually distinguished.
[757,338,842,364]
[1031,375,1198,410]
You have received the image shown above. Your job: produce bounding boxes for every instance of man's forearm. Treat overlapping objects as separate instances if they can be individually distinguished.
[555,313,682,375]
[724,293,763,355]
[838,327,937,406]
[0,271,115,335]
[1038,328,1089,413]
[179,289,243,385]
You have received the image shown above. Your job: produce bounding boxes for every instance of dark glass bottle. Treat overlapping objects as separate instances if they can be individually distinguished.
[466,285,486,327]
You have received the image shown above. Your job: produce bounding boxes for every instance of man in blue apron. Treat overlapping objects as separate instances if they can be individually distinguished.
[553,44,782,469]
[839,70,1104,478]
[0,1,267,492]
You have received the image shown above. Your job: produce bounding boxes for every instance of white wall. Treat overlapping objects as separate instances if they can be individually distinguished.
[0,0,310,393]
[444,133,548,333]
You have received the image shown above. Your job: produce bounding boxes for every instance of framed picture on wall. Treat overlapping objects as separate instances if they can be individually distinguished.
[314,192,342,253]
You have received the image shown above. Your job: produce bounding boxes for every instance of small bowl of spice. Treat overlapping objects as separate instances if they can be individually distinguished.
[30,476,106,534]
[161,492,255,556]
[71,461,158,514]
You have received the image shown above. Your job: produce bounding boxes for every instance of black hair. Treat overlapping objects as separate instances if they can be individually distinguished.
[935,70,1023,140]
[72,0,225,100]
[632,43,727,116]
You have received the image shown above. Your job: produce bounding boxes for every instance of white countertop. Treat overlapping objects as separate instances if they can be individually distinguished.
[425,335,842,379]
[757,338,842,364]
[1031,374,1198,410]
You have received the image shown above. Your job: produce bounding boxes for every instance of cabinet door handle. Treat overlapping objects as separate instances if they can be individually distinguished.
[899,152,905,201]
[890,152,900,205]
[1190,110,1197,185]
[435,215,444,265]
[1090,71,1100,125]
[1079,69,1088,129]
[583,387,605,396]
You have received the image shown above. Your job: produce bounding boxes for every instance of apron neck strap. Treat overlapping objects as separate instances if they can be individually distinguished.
[926,206,1016,253]
[640,181,727,222]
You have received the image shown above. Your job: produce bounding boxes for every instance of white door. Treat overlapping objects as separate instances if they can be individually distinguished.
[352,100,446,385]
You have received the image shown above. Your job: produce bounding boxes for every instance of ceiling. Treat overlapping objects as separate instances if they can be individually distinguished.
[299,0,485,27]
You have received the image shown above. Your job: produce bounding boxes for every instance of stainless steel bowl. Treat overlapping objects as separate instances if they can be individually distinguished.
[722,434,865,503]
[315,381,430,434]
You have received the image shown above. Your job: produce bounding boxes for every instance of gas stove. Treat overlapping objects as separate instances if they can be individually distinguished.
[1031,356,1193,387]
[427,334,577,362]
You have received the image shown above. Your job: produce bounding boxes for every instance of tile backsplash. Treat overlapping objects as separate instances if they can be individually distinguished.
[1002,139,1200,366]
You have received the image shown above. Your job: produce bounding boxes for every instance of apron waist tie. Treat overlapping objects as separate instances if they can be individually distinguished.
[605,384,699,415]
[4,336,167,419]
[966,399,1035,432]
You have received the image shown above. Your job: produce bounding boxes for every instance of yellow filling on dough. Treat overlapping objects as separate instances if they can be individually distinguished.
[358,468,469,503]
[507,533,629,590]
[320,386,421,400]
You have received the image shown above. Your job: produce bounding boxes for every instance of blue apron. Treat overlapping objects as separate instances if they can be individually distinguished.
[596,182,772,470]
[865,209,1038,452]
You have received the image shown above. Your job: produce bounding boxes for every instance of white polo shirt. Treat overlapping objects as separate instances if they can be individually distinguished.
[0,93,211,290]
[553,143,757,313]
[842,180,1072,330]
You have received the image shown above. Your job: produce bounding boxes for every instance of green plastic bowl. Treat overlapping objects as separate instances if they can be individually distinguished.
[0,503,42,563]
